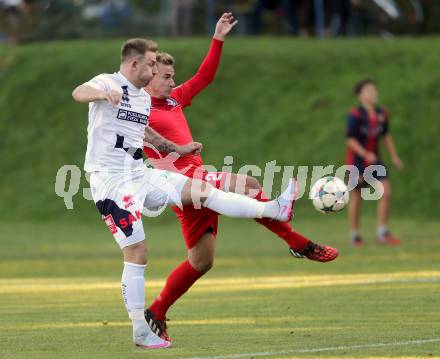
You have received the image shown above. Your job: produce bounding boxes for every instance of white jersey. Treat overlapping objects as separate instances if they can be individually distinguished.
[83,72,150,173]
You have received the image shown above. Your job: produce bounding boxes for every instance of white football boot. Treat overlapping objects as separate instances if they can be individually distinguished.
[274,178,298,222]
[133,325,171,349]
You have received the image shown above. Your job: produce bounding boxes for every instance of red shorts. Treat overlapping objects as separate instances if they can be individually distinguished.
[172,171,229,249]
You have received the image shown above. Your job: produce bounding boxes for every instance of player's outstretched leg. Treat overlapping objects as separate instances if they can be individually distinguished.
[184,178,298,221]
[219,173,339,263]
[121,242,171,349]
[253,191,339,263]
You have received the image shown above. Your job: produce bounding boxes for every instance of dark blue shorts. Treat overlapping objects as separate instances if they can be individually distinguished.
[349,161,388,189]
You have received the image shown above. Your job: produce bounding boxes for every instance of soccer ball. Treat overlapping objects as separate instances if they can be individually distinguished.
[310,176,349,214]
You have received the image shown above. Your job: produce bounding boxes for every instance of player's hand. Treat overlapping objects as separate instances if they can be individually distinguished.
[213,12,238,41]
[177,142,203,156]
[103,90,122,106]
[392,155,404,171]
[364,151,377,165]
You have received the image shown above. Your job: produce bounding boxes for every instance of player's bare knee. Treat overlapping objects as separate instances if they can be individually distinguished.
[123,240,147,265]
[194,257,214,274]
[245,176,261,191]
[182,179,212,206]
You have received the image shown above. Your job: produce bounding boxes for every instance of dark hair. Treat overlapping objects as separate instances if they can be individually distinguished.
[120,38,158,63]
[353,79,375,95]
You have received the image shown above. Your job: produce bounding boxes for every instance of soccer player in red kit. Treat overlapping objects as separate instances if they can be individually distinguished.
[143,13,338,340]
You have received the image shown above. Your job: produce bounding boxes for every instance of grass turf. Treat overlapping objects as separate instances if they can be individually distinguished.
[0,216,439,358]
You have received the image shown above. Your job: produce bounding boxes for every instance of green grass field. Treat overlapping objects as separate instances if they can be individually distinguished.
[1,216,439,358]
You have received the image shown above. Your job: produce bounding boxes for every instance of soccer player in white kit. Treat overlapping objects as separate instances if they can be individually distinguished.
[72,38,297,349]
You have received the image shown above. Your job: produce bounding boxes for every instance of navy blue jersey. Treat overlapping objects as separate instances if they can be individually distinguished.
[346,105,389,167]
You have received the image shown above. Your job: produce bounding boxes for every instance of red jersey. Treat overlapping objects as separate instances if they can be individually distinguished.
[144,38,223,176]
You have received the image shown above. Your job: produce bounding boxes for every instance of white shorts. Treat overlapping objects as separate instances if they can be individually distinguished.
[89,167,189,249]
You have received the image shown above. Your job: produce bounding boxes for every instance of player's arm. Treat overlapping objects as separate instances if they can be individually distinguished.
[72,85,121,106]
[347,138,377,164]
[384,134,403,170]
[144,127,203,156]
[72,75,121,105]
[172,13,237,105]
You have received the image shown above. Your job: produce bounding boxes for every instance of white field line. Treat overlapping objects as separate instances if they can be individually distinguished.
[184,338,440,359]
[0,271,439,294]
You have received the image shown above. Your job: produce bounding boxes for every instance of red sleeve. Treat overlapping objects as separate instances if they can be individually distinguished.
[171,38,224,108]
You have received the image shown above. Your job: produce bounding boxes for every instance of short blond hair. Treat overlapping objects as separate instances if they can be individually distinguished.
[121,38,158,63]
[156,52,175,66]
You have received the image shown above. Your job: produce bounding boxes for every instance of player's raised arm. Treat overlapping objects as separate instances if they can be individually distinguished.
[213,12,239,42]
[144,127,202,156]
[171,13,237,106]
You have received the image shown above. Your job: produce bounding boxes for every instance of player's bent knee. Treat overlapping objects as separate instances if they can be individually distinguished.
[245,176,262,191]
[122,240,147,265]
[193,257,214,274]
[182,178,214,206]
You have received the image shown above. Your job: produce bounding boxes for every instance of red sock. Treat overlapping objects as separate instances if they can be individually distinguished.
[254,190,310,251]
[149,260,203,321]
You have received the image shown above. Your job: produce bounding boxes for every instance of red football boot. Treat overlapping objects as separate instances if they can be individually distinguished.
[377,233,401,246]
[352,235,365,247]
[145,309,172,342]
[289,241,339,262]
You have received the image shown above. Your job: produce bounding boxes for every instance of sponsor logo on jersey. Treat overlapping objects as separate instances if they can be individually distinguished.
[121,85,130,103]
[122,194,135,209]
[103,214,118,234]
[166,98,178,107]
[118,210,142,229]
[117,109,149,125]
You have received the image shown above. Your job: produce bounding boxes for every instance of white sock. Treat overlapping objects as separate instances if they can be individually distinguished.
[121,261,148,335]
[203,187,267,218]
[261,200,279,218]
[351,230,360,241]
[377,225,389,239]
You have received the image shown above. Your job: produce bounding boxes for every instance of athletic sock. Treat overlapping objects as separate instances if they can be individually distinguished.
[377,225,389,240]
[254,190,309,251]
[149,260,203,321]
[351,230,360,241]
[203,187,267,218]
[121,262,148,335]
